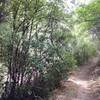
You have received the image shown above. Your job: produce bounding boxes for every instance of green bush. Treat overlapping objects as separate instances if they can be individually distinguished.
[74,42,96,65]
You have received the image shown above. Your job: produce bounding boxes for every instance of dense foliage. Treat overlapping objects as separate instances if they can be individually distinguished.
[0,0,97,100]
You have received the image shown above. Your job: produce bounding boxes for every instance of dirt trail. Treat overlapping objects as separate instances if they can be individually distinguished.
[50,58,100,100]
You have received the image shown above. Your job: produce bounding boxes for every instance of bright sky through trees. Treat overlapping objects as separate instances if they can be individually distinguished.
[64,0,94,12]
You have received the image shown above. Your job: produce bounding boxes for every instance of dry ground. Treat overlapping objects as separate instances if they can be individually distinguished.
[50,57,100,100]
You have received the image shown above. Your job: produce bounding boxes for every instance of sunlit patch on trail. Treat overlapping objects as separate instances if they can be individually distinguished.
[68,78,89,88]
[68,77,96,89]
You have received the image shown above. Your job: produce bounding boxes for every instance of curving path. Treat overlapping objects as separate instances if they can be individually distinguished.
[51,58,100,100]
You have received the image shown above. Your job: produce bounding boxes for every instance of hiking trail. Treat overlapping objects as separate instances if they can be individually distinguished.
[50,57,100,100]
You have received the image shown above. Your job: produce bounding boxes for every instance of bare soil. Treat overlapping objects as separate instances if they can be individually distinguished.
[50,57,100,100]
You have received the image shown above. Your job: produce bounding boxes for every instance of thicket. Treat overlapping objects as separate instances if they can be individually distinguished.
[0,0,97,100]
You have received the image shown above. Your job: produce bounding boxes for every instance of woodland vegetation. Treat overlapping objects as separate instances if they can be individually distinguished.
[0,0,99,100]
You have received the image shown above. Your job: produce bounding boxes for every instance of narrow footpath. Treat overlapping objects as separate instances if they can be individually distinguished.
[50,58,100,100]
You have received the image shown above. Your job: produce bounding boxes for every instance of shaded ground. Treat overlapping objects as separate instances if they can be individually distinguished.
[50,57,100,100]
